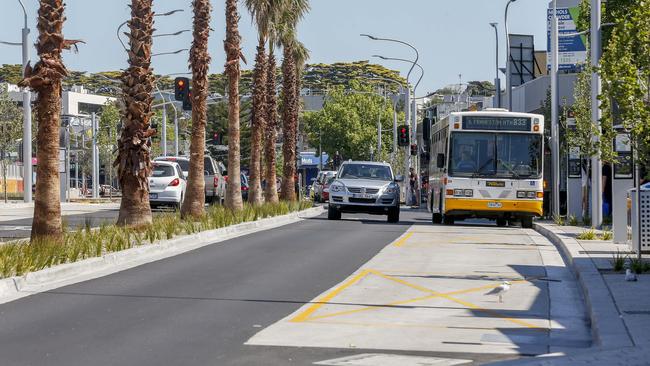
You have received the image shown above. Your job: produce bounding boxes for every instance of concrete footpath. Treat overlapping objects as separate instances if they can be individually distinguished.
[490,222,649,365]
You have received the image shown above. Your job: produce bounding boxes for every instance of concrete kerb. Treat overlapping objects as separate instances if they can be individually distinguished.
[0,206,325,304]
[534,222,634,350]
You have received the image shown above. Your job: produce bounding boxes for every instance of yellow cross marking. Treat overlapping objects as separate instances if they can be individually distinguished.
[290,269,543,331]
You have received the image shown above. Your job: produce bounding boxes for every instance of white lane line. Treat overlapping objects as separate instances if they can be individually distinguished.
[314,353,472,366]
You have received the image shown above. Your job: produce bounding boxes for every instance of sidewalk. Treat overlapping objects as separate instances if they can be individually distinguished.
[489,222,649,365]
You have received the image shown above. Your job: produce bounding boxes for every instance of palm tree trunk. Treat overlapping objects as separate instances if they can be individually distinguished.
[224,0,244,211]
[249,37,267,205]
[263,50,279,203]
[115,0,155,227]
[280,46,298,201]
[249,40,268,206]
[19,0,74,241]
[181,0,212,219]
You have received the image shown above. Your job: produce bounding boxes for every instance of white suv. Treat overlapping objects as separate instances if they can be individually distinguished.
[328,161,403,223]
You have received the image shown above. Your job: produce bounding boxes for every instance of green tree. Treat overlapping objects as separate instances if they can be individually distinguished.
[0,88,23,202]
[98,101,121,189]
[303,83,400,162]
[600,1,650,173]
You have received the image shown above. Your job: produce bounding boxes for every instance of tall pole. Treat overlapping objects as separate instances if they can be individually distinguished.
[173,112,179,155]
[590,0,603,228]
[504,0,517,111]
[490,23,501,108]
[161,106,168,156]
[551,0,561,218]
[91,113,99,199]
[18,0,32,203]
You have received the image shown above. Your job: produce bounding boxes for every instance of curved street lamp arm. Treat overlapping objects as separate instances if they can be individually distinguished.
[372,55,424,95]
[116,21,128,51]
[17,0,27,27]
[360,34,419,83]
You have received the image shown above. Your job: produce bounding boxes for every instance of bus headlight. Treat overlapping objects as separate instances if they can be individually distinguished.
[517,191,526,198]
[464,189,473,197]
[454,189,463,197]
[527,191,536,199]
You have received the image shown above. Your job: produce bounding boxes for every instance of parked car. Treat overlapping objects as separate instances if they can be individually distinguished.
[327,161,403,223]
[154,155,226,204]
[149,161,186,209]
[241,174,249,201]
[321,174,337,203]
[313,170,337,203]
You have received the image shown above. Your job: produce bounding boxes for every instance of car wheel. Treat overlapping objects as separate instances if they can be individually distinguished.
[387,206,400,223]
[443,216,455,225]
[521,217,533,229]
[496,218,507,227]
[327,204,341,220]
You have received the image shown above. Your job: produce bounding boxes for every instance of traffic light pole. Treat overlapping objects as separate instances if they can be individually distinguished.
[174,113,179,156]
[161,106,167,156]
[404,87,411,205]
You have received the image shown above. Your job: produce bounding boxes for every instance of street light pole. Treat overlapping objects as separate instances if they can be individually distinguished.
[551,0,561,218]
[504,0,517,111]
[91,113,99,199]
[161,105,167,156]
[15,0,33,203]
[361,34,419,203]
[490,22,501,108]
[590,0,603,228]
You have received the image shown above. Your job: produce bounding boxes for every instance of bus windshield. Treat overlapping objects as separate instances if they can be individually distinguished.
[448,132,542,179]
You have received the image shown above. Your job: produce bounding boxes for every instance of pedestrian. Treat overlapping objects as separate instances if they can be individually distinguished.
[409,167,417,207]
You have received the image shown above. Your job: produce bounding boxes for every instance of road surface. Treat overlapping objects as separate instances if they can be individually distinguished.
[0,210,589,365]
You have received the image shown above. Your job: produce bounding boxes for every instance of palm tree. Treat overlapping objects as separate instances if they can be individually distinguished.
[19,0,81,241]
[181,0,212,219]
[115,0,155,226]
[263,48,280,203]
[278,0,309,201]
[245,0,287,205]
[224,0,244,211]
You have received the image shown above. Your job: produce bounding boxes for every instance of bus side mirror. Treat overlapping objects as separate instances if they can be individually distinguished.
[436,153,445,169]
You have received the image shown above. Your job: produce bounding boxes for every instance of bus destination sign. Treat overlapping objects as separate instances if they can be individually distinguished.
[462,116,531,131]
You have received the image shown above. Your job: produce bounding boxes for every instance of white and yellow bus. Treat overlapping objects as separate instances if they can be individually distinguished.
[427,109,544,228]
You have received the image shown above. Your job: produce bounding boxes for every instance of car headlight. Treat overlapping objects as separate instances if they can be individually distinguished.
[330,183,344,193]
[385,185,398,194]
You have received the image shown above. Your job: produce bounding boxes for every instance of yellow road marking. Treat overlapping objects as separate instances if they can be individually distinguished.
[307,294,439,321]
[291,268,543,330]
[290,269,370,322]
[393,232,414,247]
[368,270,543,330]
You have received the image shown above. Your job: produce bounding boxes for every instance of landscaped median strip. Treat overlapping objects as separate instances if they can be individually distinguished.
[0,202,322,304]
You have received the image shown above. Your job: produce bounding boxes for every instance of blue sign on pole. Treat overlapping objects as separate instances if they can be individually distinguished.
[547,5,587,72]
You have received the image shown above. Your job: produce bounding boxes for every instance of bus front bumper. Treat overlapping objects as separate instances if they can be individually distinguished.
[444,198,543,217]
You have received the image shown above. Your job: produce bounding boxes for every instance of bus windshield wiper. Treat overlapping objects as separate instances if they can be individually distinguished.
[497,159,520,178]
[472,158,494,178]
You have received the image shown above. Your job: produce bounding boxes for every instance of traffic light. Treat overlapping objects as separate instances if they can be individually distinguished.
[174,77,189,101]
[410,144,418,156]
[182,89,192,111]
[398,125,409,146]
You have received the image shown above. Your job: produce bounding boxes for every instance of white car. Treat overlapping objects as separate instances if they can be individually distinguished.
[149,161,187,209]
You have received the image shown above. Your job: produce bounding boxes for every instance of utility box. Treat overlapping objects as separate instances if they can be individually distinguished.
[630,189,650,253]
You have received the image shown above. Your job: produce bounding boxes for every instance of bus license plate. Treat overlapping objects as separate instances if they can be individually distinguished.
[488,202,502,208]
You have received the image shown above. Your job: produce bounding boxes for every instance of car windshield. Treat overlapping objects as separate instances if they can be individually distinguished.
[325,176,336,185]
[448,132,542,179]
[339,164,392,181]
[152,165,175,177]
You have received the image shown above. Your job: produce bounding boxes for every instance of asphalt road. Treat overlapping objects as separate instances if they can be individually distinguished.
[0,206,174,241]
[0,209,588,365]
[0,211,452,366]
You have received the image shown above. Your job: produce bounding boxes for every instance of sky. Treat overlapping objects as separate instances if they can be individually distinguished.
[0,0,549,96]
